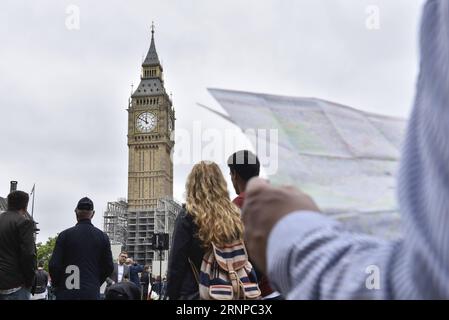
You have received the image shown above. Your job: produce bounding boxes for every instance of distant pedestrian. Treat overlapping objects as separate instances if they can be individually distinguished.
[0,191,36,300]
[140,265,151,300]
[31,261,49,300]
[125,257,144,290]
[106,252,130,289]
[161,277,167,300]
[152,276,162,296]
[49,197,114,300]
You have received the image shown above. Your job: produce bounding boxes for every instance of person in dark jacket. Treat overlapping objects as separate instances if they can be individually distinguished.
[0,191,36,300]
[49,197,114,300]
[140,265,151,300]
[227,150,281,300]
[31,261,49,300]
[167,161,244,300]
[125,258,144,291]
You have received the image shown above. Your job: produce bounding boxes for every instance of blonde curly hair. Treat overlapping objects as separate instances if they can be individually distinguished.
[185,161,244,248]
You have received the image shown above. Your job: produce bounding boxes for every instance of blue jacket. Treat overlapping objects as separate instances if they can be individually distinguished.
[49,219,114,300]
[128,264,144,288]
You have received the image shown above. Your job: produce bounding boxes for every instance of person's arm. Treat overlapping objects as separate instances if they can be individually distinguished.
[167,212,192,300]
[48,233,65,289]
[125,266,131,280]
[18,217,37,288]
[105,265,116,286]
[247,0,449,300]
[100,233,114,284]
[134,264,144,273]
[105,277,114,286]
[267,212,395,299]
[44,272,49,289]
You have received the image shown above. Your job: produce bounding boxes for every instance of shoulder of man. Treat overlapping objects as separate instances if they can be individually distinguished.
[90,224,105,235]
[4,210,31,225]
[16,213,34,227]
[54,227,73,245]
[77,223,104,237]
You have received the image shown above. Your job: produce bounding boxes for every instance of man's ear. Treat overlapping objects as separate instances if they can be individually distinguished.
[91,211,95,218]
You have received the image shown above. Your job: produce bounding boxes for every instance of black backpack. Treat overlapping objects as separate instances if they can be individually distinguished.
[105,282,141,300]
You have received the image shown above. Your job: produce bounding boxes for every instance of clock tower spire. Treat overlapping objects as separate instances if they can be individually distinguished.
[127,24,175,210]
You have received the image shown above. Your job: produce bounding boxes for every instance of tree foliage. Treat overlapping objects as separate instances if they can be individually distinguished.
[36,236,57,271]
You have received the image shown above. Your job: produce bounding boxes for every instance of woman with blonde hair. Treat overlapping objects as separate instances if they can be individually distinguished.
[166,161,244,300]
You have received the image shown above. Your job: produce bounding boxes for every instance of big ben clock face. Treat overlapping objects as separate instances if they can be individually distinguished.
[136,112,157,133]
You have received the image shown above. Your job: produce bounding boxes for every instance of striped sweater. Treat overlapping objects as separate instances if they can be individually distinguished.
[267,0,449,299]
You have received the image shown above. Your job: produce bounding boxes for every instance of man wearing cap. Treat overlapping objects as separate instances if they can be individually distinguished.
[49,197,114,300]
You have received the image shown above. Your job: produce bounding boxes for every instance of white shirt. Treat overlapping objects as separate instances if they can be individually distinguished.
[31,290,47,300]
[117,264,124,283]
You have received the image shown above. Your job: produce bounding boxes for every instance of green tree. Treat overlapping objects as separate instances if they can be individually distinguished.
[36,236,57,271]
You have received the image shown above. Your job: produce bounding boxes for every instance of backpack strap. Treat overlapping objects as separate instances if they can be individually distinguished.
[227,260,241,299]
[188,258,200,285]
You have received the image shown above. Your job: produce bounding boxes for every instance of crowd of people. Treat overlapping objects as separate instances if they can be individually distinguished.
[0,150,275,300]
[1,0,449,300]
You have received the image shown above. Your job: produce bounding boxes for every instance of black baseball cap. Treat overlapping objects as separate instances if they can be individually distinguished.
[76,197,94,211]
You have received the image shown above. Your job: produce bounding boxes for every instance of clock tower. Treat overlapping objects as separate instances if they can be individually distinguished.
[104,24,180,268]
[127,25,175,210]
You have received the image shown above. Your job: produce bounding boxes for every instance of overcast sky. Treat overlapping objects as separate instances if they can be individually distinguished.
[0,0,425,242]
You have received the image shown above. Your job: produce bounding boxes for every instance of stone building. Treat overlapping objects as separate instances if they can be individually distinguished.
[104,25,180,270]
